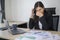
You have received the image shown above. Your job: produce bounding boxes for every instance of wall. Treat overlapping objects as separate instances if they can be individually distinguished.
[5,0,60,21]
[5,0,12,21]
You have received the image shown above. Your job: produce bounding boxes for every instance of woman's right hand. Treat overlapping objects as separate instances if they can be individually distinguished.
[30,9,34,18]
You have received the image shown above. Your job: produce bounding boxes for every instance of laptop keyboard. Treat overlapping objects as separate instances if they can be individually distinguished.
[10,29,26,35]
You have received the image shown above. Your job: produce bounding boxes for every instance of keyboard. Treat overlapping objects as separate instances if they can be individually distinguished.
[9,29,26,35]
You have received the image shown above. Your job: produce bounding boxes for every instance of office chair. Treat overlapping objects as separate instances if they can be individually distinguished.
[45,7,56,14]
[45,7,59,31]
[52,16,59,31]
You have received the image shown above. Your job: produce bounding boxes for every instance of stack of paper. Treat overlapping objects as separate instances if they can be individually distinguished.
[15,30,60,40]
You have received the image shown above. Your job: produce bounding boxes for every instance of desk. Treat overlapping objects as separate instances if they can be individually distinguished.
[0,21,60,40]
[0,28,60,40]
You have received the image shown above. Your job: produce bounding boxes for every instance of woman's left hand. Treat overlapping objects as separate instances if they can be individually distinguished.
[36,12,44,17]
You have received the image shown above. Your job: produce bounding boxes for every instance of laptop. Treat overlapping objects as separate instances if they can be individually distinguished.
[4,20,26,35]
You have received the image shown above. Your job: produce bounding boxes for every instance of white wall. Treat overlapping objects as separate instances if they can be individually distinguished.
[5,0,12,21]
[5,0,60,22]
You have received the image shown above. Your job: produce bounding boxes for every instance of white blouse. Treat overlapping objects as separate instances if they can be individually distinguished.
[39,21,42,29]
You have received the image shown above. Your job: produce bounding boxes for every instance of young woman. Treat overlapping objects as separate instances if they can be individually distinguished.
[29,1,54,30]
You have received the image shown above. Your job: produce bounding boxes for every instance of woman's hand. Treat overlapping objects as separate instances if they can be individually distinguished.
[30,9,34,18]
[36,12,44,17]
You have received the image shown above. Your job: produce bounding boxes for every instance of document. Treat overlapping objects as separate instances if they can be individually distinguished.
[15,30,60,40]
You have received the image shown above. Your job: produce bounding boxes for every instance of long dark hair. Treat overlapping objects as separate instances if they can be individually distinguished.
[33,1,44,22]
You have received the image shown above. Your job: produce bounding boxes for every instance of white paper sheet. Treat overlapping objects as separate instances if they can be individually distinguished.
[15,30,60,40]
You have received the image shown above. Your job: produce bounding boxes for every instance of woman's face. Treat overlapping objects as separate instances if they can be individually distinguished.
[36,6,44,14]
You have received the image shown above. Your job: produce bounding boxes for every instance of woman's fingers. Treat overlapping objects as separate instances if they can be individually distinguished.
[36,12,44,17]
[32,9,34,14]
[30,9,34,18]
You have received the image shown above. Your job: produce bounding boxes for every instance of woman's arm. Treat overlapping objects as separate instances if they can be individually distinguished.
[29,18,34,29]
[29,9,35,29]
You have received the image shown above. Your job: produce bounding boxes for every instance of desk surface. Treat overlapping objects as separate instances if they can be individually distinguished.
[0,21,60,40]
[0,28,60,40]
